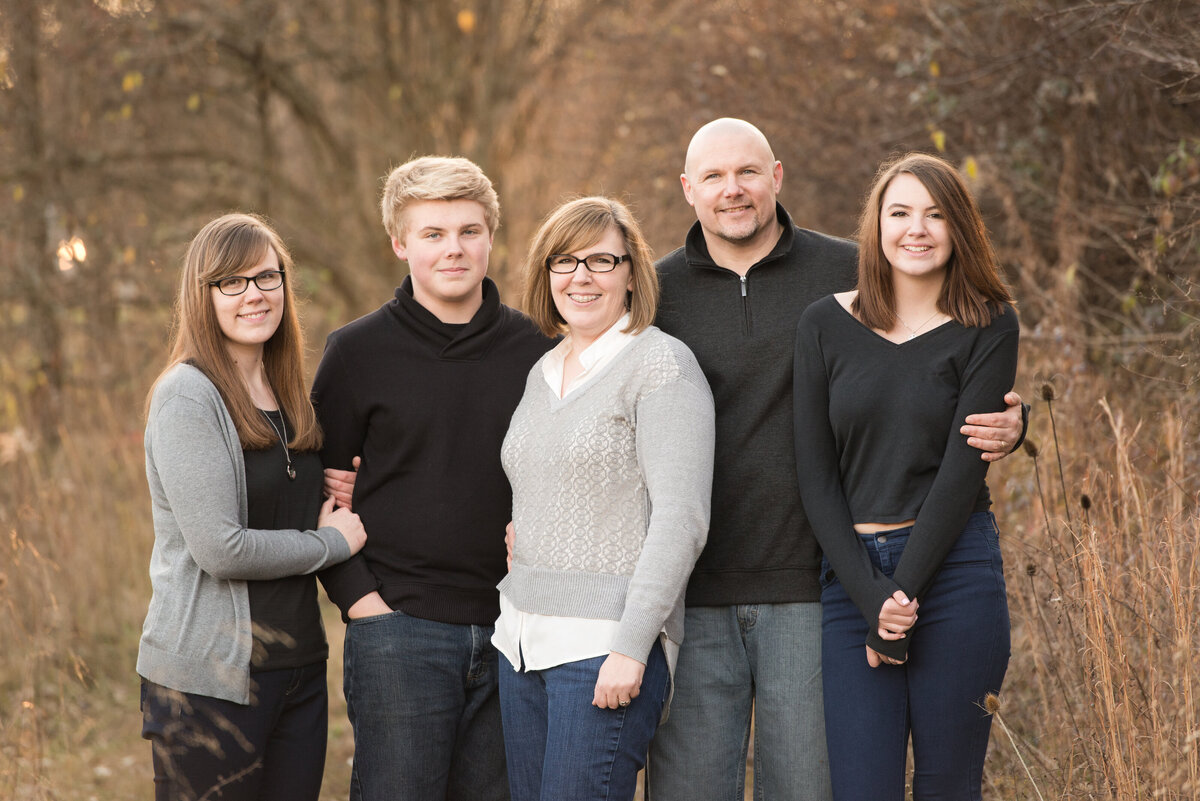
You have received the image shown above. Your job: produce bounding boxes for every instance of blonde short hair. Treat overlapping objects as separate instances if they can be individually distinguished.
[380,156,500,241]
[522,197,659,338]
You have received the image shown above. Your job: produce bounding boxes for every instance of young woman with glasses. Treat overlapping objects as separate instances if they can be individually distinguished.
[137,213,366,801]
[494,197,715,800]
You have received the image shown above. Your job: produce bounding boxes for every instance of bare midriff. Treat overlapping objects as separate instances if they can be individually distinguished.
[854,519,916,534]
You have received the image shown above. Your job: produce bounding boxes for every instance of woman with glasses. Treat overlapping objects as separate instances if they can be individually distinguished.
[494,197,715,801]
[137,213,366,801]
[793,153,1018,799]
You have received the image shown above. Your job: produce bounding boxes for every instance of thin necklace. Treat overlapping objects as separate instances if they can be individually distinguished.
[261,409,296,480]
[896,309,941,341]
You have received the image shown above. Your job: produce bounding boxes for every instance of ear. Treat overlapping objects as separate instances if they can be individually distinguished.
[773,161,783,193]
[391,235,407,261]
[680,173,696,207]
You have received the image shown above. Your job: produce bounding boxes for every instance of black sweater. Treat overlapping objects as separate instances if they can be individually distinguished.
[655,205,858,606]
[312,277,555,625]
[793,296,1019,659]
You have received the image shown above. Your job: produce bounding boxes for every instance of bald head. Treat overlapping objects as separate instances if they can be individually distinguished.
[684,118,776,178]
[679,119,784,268]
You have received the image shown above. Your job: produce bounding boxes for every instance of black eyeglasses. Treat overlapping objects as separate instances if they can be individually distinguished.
[546,253,628,274]
[210,269,286,296]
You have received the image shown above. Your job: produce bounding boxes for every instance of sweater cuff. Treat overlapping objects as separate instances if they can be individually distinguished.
[866,628,911,661]
[611,606,662,665]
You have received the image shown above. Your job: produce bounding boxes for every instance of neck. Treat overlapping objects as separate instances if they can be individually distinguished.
[703,217,784,276]
[413,286,484,325]
[226,341,274,408]
[892,272,944,316]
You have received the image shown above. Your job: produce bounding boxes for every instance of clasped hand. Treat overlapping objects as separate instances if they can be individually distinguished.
[867,590,917,668]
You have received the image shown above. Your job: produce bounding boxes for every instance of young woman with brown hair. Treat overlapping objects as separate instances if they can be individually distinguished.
[137,213,366,801]
[793,153,1019,799]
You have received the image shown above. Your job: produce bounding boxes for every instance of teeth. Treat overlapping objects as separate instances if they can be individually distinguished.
[569,294,600,302]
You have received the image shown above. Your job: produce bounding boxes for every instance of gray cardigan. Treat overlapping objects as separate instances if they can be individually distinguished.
[137,363,351,704]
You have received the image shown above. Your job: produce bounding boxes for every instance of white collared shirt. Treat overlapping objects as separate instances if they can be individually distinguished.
[540,313,636,399]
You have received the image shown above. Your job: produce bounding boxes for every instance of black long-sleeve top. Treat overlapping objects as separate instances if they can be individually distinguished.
[793,295,1019,660]
[312,277,555,625]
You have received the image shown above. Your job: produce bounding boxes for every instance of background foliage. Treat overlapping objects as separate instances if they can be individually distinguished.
[2,0,1197,798]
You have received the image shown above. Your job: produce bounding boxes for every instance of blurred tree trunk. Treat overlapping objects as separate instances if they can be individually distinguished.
[5,0,62,448]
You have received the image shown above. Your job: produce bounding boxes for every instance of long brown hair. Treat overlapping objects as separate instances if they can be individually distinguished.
[853,152,1013,330]
[148,213,321,451]
[522,197,659,338]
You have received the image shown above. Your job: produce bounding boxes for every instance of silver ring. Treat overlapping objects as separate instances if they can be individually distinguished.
[618,699,630,707]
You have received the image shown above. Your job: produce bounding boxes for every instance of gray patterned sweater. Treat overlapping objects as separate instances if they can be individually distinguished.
[499,327,715,663]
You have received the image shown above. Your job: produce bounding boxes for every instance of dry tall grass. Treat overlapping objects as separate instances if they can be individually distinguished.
[2,337,1196,799]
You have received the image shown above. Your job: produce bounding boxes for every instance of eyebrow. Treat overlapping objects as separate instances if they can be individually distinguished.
[885,202,940,211]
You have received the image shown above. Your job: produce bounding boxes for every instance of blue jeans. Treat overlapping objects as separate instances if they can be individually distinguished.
[499,641,670,801]
[646,603,831,801]
[140,662,328,801]
[820,512,1011,800]
[343,610,508,801]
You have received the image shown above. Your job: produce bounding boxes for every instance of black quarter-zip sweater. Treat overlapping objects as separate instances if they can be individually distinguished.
[312,277,555,624]
[655,204,857,606]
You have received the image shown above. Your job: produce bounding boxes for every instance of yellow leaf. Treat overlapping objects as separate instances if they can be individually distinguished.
[965,156,978,180]
[388,84,404,102]
[285,19,300,37]
[931,129,946,152]
[13,184,24,202]
[123,246,137,264]
[120,103,133,119]
[122,71,143,92]
[186,93,201,112]
[457,10,476,34]
[929,60,940,78]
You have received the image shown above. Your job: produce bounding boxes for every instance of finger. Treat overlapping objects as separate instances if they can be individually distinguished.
[352,455,361,470]
[320,494,336,512]
[961,427,1007,444]
[961,413,1005,428]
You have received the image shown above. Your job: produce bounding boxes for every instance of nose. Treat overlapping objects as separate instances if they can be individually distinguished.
[242,281,266,302]
[722,174,743,196]
[444,234,464,256]
[906,214,928,235]
[569,263,594,283]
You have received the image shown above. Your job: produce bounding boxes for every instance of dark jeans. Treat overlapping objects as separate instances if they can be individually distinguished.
[140,661,328,801]
[820,512,1011,800]
[498,640,670,801]
[343,610,508,801]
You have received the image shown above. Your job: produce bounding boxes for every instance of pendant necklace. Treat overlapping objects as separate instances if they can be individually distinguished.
[897,309,941,341]
[262,409,296,480]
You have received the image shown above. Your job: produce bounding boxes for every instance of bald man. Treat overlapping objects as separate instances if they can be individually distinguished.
[646,118,1025,801]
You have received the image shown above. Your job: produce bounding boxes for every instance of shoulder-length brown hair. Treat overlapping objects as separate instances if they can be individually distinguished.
[853,152,1013,330]
[147,213,321,451]
[522,197,659,338]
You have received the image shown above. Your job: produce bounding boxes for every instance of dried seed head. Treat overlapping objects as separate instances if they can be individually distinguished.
[1040,383,1056,402]
[1080,494,1092,511]
[1026,563,1037,576]
[1022,439,1040,458]
[983,692,1002,714]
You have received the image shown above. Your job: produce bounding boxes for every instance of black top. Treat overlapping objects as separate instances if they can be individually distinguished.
[793,295,1019,659]
[312,276,556,624]
[244,410,327,671]
[655,204,859,606]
